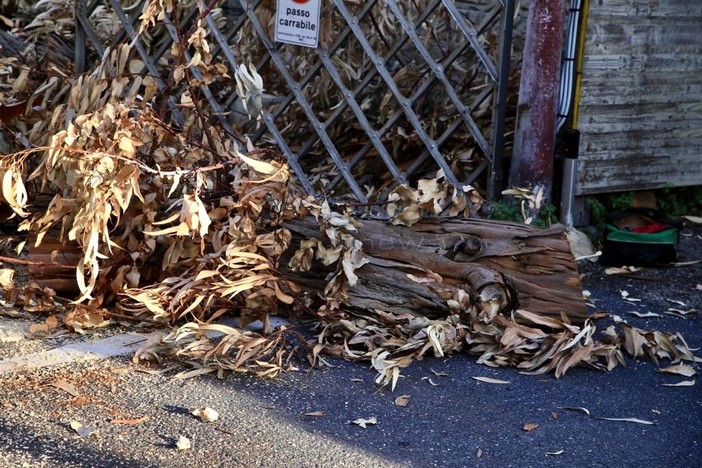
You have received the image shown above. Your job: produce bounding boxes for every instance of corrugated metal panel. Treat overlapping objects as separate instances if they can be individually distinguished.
[575,0,702,195]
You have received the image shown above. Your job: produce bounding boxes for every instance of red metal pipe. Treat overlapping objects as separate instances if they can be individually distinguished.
[509,0,565,203]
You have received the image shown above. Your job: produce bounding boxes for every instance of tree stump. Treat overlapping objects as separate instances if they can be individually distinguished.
[284,217,588,323]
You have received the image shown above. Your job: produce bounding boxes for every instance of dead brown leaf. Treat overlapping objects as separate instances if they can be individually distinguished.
[560,406,590,416]
[176,435,191,450]
[192,407,219,422]
[394,395,411,407]
[48,380,79,397]
[545,449,564,456]
[598,417,655,425]
[350,416,377,428]
[661,380,695,387]
[472,376,510,385]
[110,416,149,425]
[522,422,539,432]
[70,420,97,437]
[658,363,697,377]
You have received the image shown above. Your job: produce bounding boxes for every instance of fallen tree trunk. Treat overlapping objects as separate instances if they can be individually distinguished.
[284,217,588,323]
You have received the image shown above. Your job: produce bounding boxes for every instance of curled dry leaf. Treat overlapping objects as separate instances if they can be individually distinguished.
[658,363,697,377]
[350,416,377,428]
[598,417,655,425]
[522,422,539,432]
[48,380,79,397]
[560,406,590,416]
[176,435,192,450]
[627,311,662,318]
[472,376,510,385]
[303,411,326,417]
[70,420,97,438]
[394,395,411,407]
[545,450,565,456]
[605,266,641,276]
[0,268,14,289]
[661,380,695,387]
[666,298,687,307]
[111,416,149,425]
[192,407,219,422]
[665,308,696,318]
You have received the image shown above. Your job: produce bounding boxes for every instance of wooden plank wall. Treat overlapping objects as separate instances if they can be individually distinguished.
[575,0,702,194]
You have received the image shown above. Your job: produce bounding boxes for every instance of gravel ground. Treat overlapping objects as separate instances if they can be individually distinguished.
[0,225,700,467]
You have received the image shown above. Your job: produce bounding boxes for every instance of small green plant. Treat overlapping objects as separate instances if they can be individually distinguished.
[587,197,607,229]
[485,200,558,228]
[657,185,702,217]
[587,185,702,229]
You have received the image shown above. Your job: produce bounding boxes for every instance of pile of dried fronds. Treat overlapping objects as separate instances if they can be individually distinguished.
[3,0,519,197]
[0,0,698,385]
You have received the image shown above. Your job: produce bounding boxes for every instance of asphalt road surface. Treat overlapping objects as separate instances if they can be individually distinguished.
[1,227,700,467]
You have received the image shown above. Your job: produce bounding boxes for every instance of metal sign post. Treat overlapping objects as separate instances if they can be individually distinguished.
[275,0,321,48]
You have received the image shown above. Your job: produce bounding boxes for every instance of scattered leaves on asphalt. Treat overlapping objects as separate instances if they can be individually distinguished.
[658,363,697,377]
[472,376,510,385]
[598,417,655,425]
[192,407,219,422]
[111,416,149,425]
[522,422,539,432]
[430,368,448,377]
[176,435,192,450]
[350,417,377,428]
[661,380,695,387]
[70,420,97,437]
[303,411,326,417]
[48,380,79,397]
[550,412,558,420]
[476,448,483,459]
[394,395,411,407]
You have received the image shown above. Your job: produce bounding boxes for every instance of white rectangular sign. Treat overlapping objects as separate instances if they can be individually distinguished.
[275,0,321,48]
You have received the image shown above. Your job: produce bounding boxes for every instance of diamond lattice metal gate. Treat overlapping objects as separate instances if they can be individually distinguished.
[75,0,515,203]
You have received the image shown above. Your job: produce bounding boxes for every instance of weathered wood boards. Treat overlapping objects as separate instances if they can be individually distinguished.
[285,218,588,323]
[576,0,702,194]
